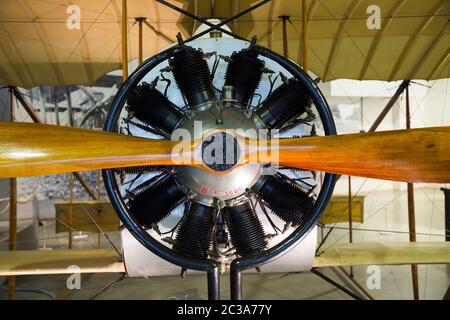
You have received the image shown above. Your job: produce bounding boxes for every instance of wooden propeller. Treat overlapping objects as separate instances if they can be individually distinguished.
[251,126,450,183]
[1,122,449,183]
[0,122,181,178]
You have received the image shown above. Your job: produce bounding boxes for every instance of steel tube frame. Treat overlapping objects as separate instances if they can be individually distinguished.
[311,268,363,300]
[207,267,220,300]
[156,0,245,41]
[230,267,242,300]
[156,0,272,43]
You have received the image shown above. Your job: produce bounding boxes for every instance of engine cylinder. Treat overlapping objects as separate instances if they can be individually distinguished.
[173,202,217,259]
[256,78,309,129]
[252,175,315,227]
[115,166,163,175]
[224,48,264,105]
[224,201,267,256]
[127,83,182,135]
[169,46,215,107]
[128,175,185,228]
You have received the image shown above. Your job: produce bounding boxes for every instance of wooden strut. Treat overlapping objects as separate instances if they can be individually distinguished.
[280,16,289,58]
[8,87,16,300]
[12,87,98,200]
[135,17,146,65]
[406,84,419,300]
[302,0,308,72]
[338,266,375,300]
[121,0,128,82]
[348,176,353,277]
[444,285,450,300]
[68,173,73,249]
[335,79,409,184]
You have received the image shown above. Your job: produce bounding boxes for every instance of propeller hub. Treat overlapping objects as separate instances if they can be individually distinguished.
[201,131,241,172]
[175,103,264,206]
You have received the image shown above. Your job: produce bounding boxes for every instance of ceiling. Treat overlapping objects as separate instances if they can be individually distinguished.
[0,0,449,87]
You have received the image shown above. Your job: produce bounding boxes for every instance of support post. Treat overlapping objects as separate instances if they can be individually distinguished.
[135,17,146,65]
[230,267,242,300]
[121,0,128,82]
[280,16,289,58]
[302,0,308,71]
[441,188,450,241]
[207,267,220,300]
[337,267,375,300]
[73,173,97,200]
[39,88,47,123]
[65,86,74,127]
[13,88,41,123]
[8,87,17,300]
[53,87,60,125]
[68,173,73,249]
[405,84,419,300]
[311,268,363,300]
[444,285,450,300]
[348,176,353,277]
[368,80,410,132]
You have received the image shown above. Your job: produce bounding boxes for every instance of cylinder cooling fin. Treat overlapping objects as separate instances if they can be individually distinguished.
[169,45,215,107]
[173,202,217,260]
[252,175,315,227]
[104,36,336,275]
[127,174,185,228]
[127,82,183,135]
[114,165,163,175]
[255,78,310,129]
[224,48,264,105]
[224,201,267,257]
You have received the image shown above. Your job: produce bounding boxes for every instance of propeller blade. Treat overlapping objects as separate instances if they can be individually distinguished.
[0,122,182,178]
[3,123,449,183]
[251,127,450,183]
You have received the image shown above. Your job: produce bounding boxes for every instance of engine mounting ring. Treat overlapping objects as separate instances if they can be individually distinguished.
[102,41,336,274]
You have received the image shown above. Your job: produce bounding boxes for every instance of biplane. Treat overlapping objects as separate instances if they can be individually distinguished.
[0,0,449,300]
